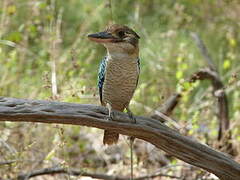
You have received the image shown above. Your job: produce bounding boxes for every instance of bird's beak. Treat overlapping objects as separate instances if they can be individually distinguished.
[88,31,117,43]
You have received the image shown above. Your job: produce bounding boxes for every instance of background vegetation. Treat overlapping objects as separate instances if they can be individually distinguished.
[0,0,239,179]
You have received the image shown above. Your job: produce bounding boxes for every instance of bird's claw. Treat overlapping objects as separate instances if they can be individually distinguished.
[106,111,115,121]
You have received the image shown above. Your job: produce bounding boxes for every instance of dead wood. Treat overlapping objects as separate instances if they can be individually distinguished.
[151,93,181,122]
[191,32,230,142]
[0,97,239,179]
[190,68,230,142]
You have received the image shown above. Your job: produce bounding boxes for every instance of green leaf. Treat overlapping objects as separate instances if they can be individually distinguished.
[182,81,191,90]
[176,71,183,79]
[6,32,22,43]
[229,38,237,47]
[223,60,231,69]
[45,149,56,161]
[180,63,188,70]
[7,5,16,15]
[177,56,183,63]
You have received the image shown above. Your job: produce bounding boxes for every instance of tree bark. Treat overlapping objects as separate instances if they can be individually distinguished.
[0,97,239,180]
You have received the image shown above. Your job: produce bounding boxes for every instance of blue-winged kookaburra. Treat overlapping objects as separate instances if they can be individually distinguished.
[88,24,140,145]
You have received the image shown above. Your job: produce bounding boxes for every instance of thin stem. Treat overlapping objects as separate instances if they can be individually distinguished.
[129,137,135,180]
[108,0,113,23]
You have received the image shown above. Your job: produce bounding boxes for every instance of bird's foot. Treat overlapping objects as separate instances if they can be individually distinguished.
[106,103,114,121]
[107,111,115,121]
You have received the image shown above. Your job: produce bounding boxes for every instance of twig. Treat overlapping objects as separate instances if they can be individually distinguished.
[153,93,182,117]
[0,160,16,166]
[49,1,63,99]
[151,93,181,119]
[151,93,182,129]
[0,159,37,166]
[134,172,181,180]
[106,0,114,23]
[190,32,217,72]
[0,0,7,38]
[16,166,181,180]
[0,97,239,179]
[0,138,17,154]
[151,110,181,130]
[130,137,134,180]
[17,166,121,180]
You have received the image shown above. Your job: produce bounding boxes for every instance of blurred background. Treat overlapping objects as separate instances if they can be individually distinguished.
[0,0,239,179]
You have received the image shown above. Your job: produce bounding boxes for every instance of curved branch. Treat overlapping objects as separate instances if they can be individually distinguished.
[191,32,230,143]
[190,68,230,141]
[0,97,239,180]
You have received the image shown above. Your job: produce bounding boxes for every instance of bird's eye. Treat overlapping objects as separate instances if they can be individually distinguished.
[118,31,125,38]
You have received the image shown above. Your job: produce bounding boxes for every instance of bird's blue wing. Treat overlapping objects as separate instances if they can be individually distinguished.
[136,58,140,87]
[98,57,107,105]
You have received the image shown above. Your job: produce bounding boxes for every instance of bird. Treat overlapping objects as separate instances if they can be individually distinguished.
[88,24,140,145]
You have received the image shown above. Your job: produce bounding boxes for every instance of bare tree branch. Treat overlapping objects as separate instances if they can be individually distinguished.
[151,93,181,121]
[134,172,181,180]
[191,32,230,143]
[17,166,123,180]
[16,166,181,180]
[0,160,16,166]
[0,97,239,180]
[190,32,217,72]
[190,68,230,142]
[0,138,17,154]
[150,93,182,130]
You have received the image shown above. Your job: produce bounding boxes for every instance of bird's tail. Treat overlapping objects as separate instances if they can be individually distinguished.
[103,130,119,145]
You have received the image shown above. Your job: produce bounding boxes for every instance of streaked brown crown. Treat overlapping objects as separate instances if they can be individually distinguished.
[105,24,140,39]
[88,24,140,47]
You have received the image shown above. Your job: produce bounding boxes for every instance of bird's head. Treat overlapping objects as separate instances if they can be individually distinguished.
[88,24,140,58]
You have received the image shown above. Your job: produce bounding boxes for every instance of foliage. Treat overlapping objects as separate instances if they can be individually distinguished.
[0,0,239,179]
